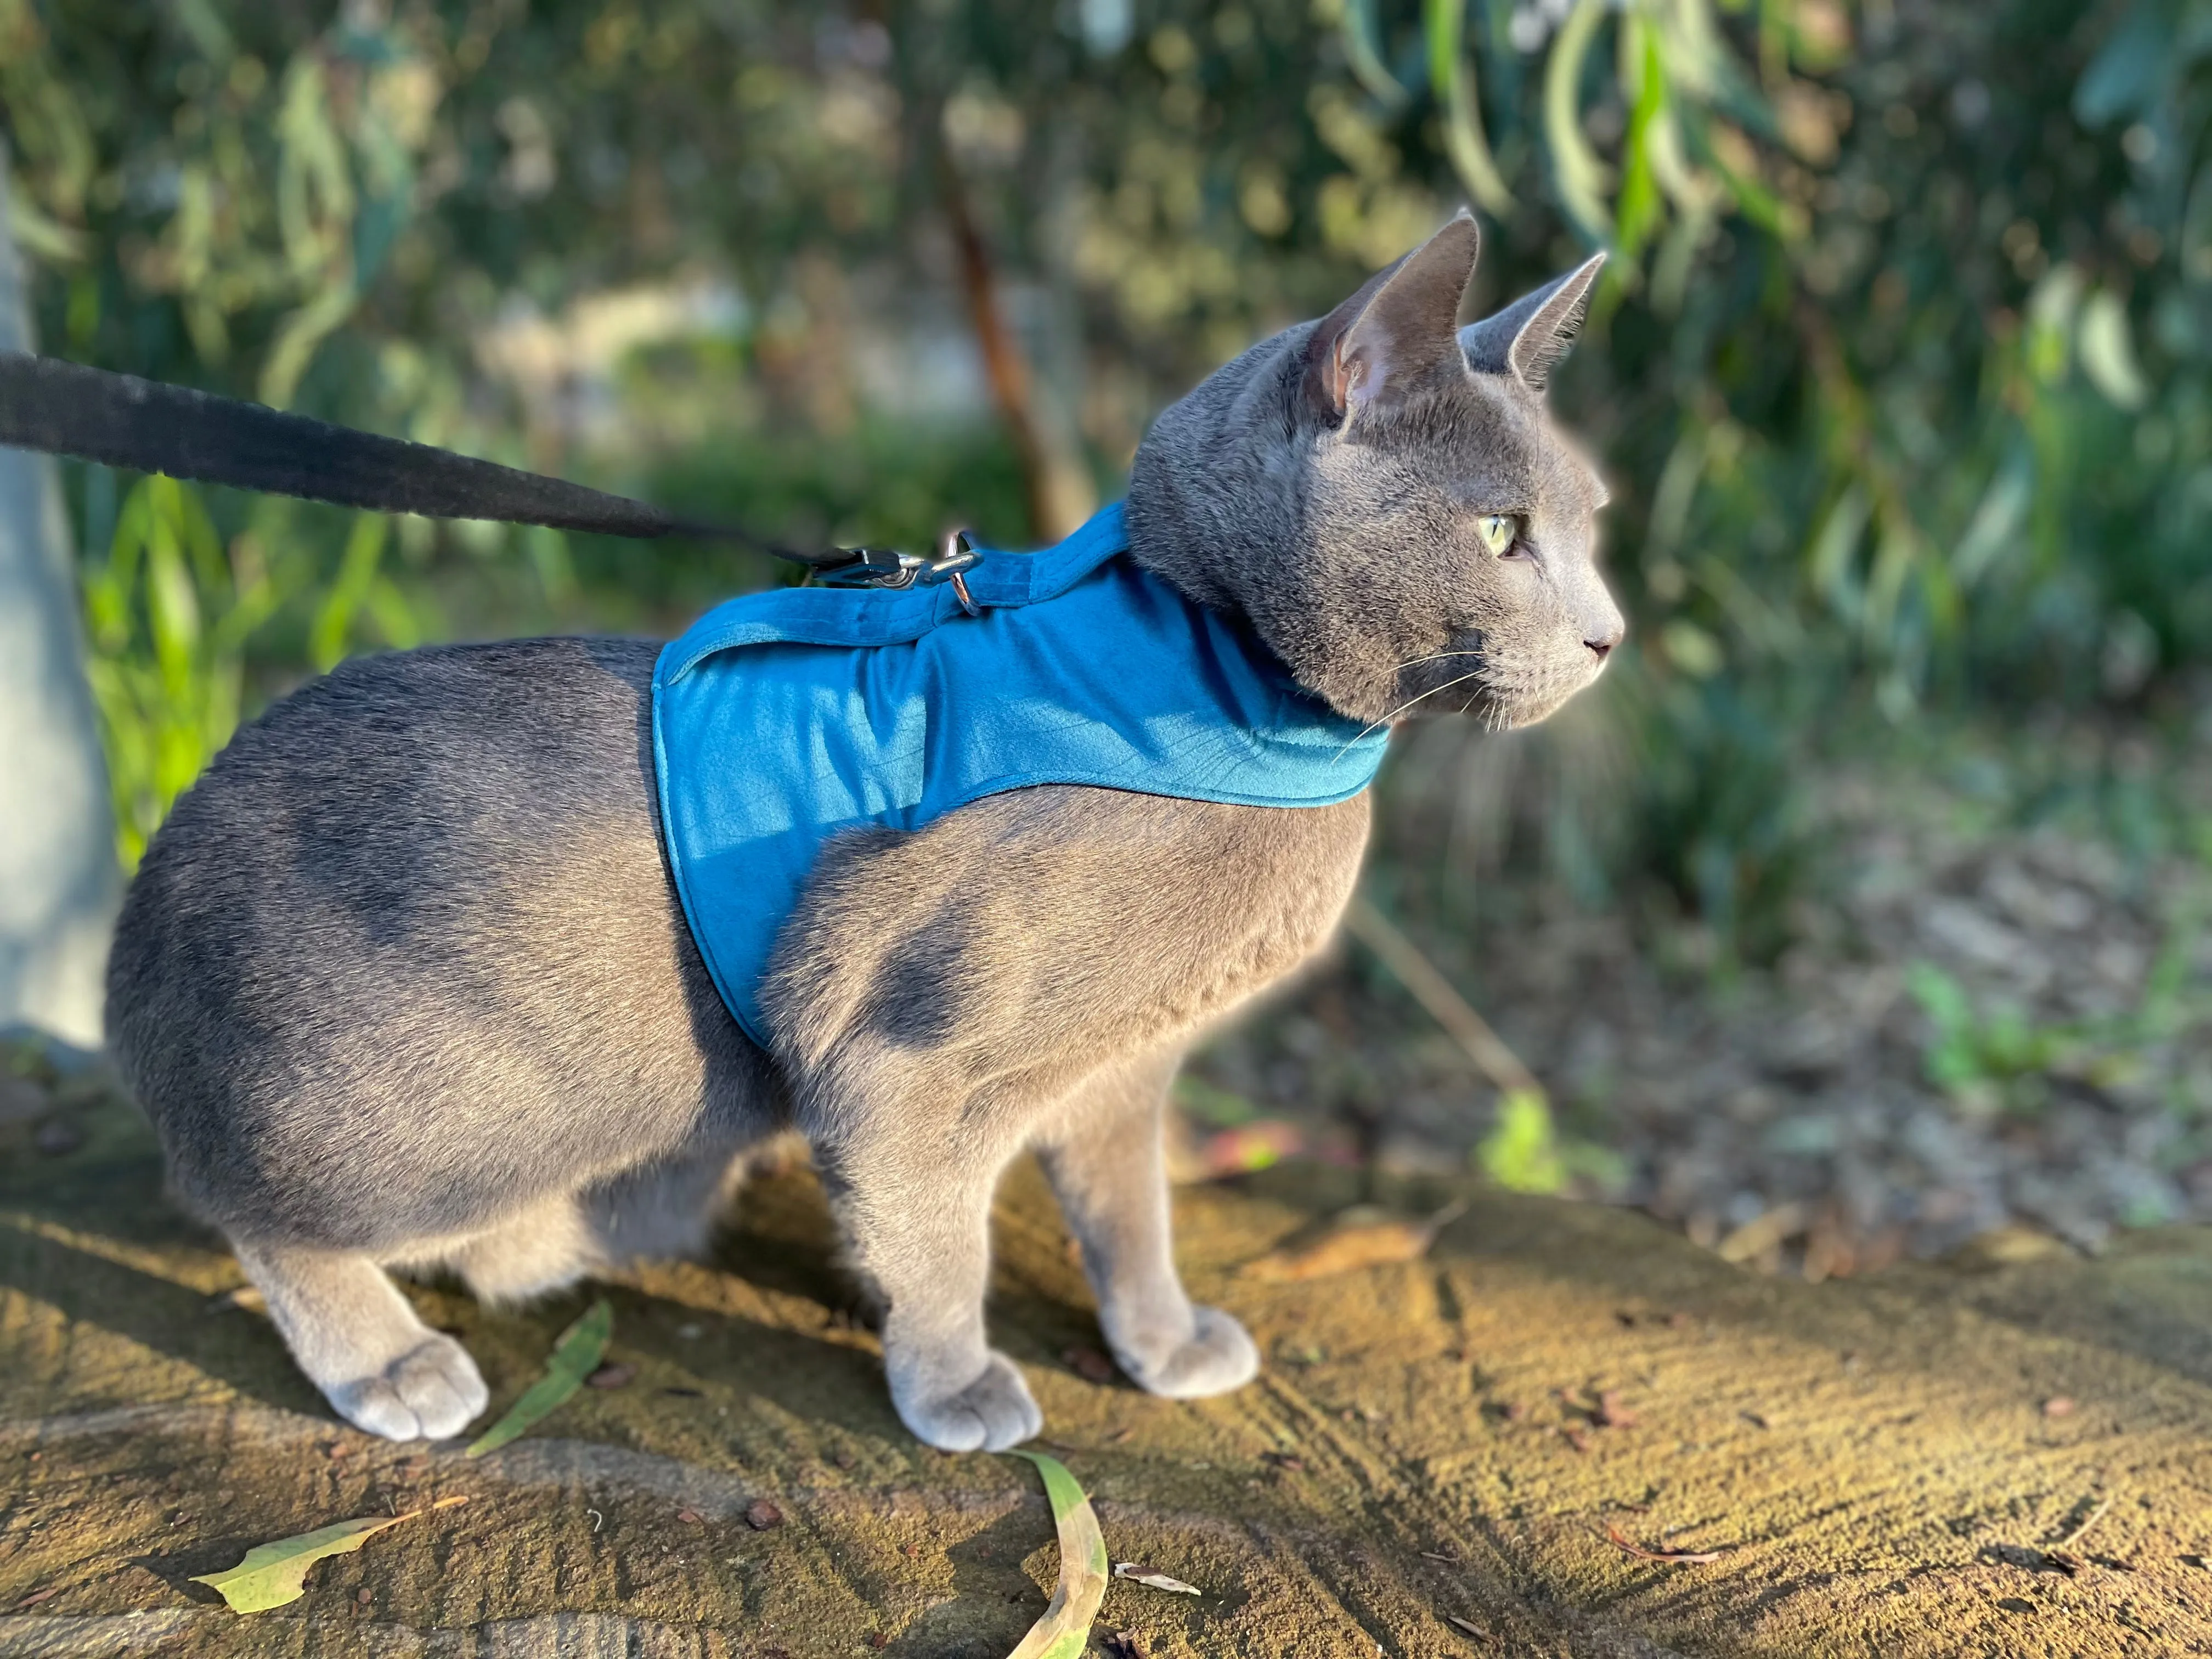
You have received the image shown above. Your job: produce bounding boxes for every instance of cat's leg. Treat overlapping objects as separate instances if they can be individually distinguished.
[444,1190,605,1305]
[1034,1052,1260,1398]
[234,1243,489,1441]
[579,1137,758,1264]
[449,1132,764,1303]
[812,1121,1042,1453]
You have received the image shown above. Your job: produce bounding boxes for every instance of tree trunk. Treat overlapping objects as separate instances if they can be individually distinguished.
[0,147,118,1052]
[937,146,1097,545]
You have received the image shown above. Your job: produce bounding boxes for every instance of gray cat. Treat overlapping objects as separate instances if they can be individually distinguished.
[104,213,1621,1453]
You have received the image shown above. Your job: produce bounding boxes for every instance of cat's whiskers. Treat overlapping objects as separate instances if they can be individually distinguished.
[1390,647,1485,675]
[1331,669,1488,759]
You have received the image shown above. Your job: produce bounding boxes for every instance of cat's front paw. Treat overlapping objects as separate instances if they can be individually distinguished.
[325,1332,489,1441]
[894,1352,1043,1453]
[1114,1305,1260,1400]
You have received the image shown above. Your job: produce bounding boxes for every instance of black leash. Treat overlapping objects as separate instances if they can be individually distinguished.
[0,349,980,594]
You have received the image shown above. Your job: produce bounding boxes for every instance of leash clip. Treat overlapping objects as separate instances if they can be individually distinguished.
[815,528,983,615]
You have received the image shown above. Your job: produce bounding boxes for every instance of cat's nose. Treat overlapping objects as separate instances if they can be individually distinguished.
[1584,625,1622,661]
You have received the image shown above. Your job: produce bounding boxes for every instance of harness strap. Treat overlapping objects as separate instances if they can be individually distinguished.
[0,349,940,580]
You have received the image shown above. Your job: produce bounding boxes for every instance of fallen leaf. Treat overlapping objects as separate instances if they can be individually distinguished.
[1602,1523,1724,1565]
[2041,1396,2076,1419]
[745,1499,783,1530]
[1113,1561,1200,1594]
[1261,1451,1305,1474]
[586,1363,635,1390]
[1062,1346,1118,1385]
[1714,1202,1807,1265]
[1445,1613,1484,1637]
[676,1509,705,1525]
[189,1497,468,1613]
[466,1300,612,1457]
[13,1585,63,1610]
[1241,1199,1469,1283]
[1006,1451,1108,1659]
[1198,1119,1304,1177]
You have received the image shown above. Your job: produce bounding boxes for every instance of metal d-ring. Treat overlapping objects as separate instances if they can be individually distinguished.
[938,528,983,616]
[810,526,985,606]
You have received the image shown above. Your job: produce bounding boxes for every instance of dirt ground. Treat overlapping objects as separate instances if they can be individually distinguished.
[2,1085,2209,1657]
[1198,716,2212,1270]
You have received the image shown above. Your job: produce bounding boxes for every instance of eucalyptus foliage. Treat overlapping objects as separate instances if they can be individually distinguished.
[2,0,2199,920]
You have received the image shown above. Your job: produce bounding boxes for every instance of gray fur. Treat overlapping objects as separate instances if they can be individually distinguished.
[1460,251,1607,390]
[104,218,1621,1451]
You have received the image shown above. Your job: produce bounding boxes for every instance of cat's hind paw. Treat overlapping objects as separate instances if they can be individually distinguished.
[1116,1305,1260,1400]
[895,1352,1043,1453]
[325,1331,490,1442]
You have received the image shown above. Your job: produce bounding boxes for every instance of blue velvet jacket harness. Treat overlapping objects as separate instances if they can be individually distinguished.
[651,502,1390,1043]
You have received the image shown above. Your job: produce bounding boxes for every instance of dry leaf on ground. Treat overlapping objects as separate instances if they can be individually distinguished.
[1006,1451,1109,1658]
[189,1496,469,1613]
[1241,1199,1469,1282]
[466,1299,612,1457]
[1113,1561,1200,1594]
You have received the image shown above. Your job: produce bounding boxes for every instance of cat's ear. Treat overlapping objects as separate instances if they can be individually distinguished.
[1304,211,1481,423]
[1459,251,1606,390]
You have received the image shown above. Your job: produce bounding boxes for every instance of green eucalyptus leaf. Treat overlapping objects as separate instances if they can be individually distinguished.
[190,1497,467,1615]
[1005,1451,1109,1659]
[1544,0,1614,239]
[465,1299,613,1457]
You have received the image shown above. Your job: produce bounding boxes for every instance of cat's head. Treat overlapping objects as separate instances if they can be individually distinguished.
[1126,212,1622,731]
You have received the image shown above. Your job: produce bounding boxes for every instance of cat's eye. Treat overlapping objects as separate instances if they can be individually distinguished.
[1477,513,1522,557]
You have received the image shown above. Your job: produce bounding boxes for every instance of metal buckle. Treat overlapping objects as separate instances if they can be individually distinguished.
[814,528,983,614]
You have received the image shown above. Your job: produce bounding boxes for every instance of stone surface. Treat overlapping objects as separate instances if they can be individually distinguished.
[2,1091,2210,1657]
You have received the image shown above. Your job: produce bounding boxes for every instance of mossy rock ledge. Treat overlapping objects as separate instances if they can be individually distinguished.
[2,1087,2209,1658]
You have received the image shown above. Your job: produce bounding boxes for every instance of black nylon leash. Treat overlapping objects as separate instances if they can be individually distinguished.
[0,349,981,592]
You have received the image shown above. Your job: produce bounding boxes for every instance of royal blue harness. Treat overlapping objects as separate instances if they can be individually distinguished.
[650,501,1389,1043]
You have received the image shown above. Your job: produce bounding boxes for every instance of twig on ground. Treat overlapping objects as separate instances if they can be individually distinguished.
[1346,899,1543,1099]
[1602,1523,1725,1565]
[2052,1493,2113,1551]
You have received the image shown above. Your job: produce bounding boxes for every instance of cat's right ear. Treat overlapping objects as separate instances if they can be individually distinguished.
[1302,211,1481,425]
[1459,252,1607,391]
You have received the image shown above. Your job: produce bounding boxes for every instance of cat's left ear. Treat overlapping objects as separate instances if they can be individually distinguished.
[1304,210,1481,423]
[1460,251,1606,390]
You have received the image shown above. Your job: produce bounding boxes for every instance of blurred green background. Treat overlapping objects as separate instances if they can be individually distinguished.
[7,0,2210,1267]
